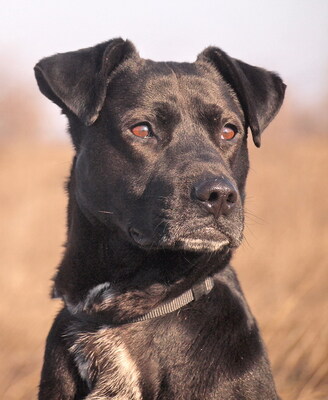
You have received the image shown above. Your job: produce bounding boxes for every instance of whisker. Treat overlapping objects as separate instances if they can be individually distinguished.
[244,209,266,224]
[245,221,257,236]
[98,210,114,214]
[242,233,252,249]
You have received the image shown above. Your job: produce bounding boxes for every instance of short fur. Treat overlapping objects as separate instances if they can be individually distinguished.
[35,38,285,399]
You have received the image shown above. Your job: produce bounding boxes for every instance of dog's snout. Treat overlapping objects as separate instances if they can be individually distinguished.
[193,177,237,218]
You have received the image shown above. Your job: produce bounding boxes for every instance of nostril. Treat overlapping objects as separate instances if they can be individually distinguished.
[226,192,237,204]
[208,191,219,202]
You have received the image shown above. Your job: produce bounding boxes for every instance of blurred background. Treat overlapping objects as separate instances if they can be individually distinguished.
[0,1,327,399]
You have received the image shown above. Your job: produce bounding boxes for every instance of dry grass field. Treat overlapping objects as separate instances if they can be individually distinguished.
[0,131,327,399]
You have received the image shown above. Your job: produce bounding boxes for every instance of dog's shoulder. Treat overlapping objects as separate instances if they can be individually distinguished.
[39,308,89,399]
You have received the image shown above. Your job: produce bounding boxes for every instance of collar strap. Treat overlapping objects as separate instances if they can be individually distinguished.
[124,276,214,324]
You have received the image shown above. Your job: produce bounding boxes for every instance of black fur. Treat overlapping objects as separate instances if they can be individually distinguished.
[35,38,285,399]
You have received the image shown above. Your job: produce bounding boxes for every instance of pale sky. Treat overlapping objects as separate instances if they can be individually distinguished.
[1,0,327,130]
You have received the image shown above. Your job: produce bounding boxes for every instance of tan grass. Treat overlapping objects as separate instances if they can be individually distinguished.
[0,135,327,399]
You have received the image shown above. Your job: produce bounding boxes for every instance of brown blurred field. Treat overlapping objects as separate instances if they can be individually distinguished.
[1,97,328,398]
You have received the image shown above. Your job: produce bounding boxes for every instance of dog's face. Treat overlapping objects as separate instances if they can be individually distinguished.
[75,60,247,252]
[35,39,285,254]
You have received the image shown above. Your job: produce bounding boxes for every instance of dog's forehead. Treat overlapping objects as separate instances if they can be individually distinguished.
[143,61,224,101]
[109,58,242,116]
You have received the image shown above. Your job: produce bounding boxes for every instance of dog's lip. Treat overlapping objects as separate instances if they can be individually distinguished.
[172,225,232,243]
[173,238,230,252]
[128,227,154,247]
[158,234,231,251]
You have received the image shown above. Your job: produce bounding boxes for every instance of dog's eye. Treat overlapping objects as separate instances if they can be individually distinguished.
[130,124,152,138]
[220,125,238,141]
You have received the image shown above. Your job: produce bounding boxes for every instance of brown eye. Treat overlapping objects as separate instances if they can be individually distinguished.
[220,125,237,141]
[130,124,152,138]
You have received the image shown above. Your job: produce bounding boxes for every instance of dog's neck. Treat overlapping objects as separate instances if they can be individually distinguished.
[54,182,232,323]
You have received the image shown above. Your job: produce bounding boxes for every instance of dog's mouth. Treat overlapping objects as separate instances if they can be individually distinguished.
[128,225,239,252]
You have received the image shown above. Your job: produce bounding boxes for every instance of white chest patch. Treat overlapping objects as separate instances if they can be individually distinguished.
[67,323,142,399]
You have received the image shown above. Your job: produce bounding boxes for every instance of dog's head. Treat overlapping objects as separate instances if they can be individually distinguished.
[35,38,285,254]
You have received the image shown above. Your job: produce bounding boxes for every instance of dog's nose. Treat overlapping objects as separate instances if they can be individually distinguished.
[193,177,237,218]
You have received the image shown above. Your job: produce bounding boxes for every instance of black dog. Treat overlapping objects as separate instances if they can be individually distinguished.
[35,38,285,399]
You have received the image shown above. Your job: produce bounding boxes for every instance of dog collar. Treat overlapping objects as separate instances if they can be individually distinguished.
[73,276,215,325]
[120,276,215,324]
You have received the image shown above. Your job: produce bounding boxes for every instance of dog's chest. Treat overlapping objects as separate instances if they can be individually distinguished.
[65,312,277,400]
[64,275,276,399]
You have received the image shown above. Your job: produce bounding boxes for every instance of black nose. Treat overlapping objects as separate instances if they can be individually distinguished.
[193,176,238,218]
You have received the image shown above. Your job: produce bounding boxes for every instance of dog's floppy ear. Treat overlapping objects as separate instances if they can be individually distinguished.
[34,38,137,125]
[198,47,286,147]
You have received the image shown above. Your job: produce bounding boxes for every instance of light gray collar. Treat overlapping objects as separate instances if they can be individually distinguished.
[127,276,215,324]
